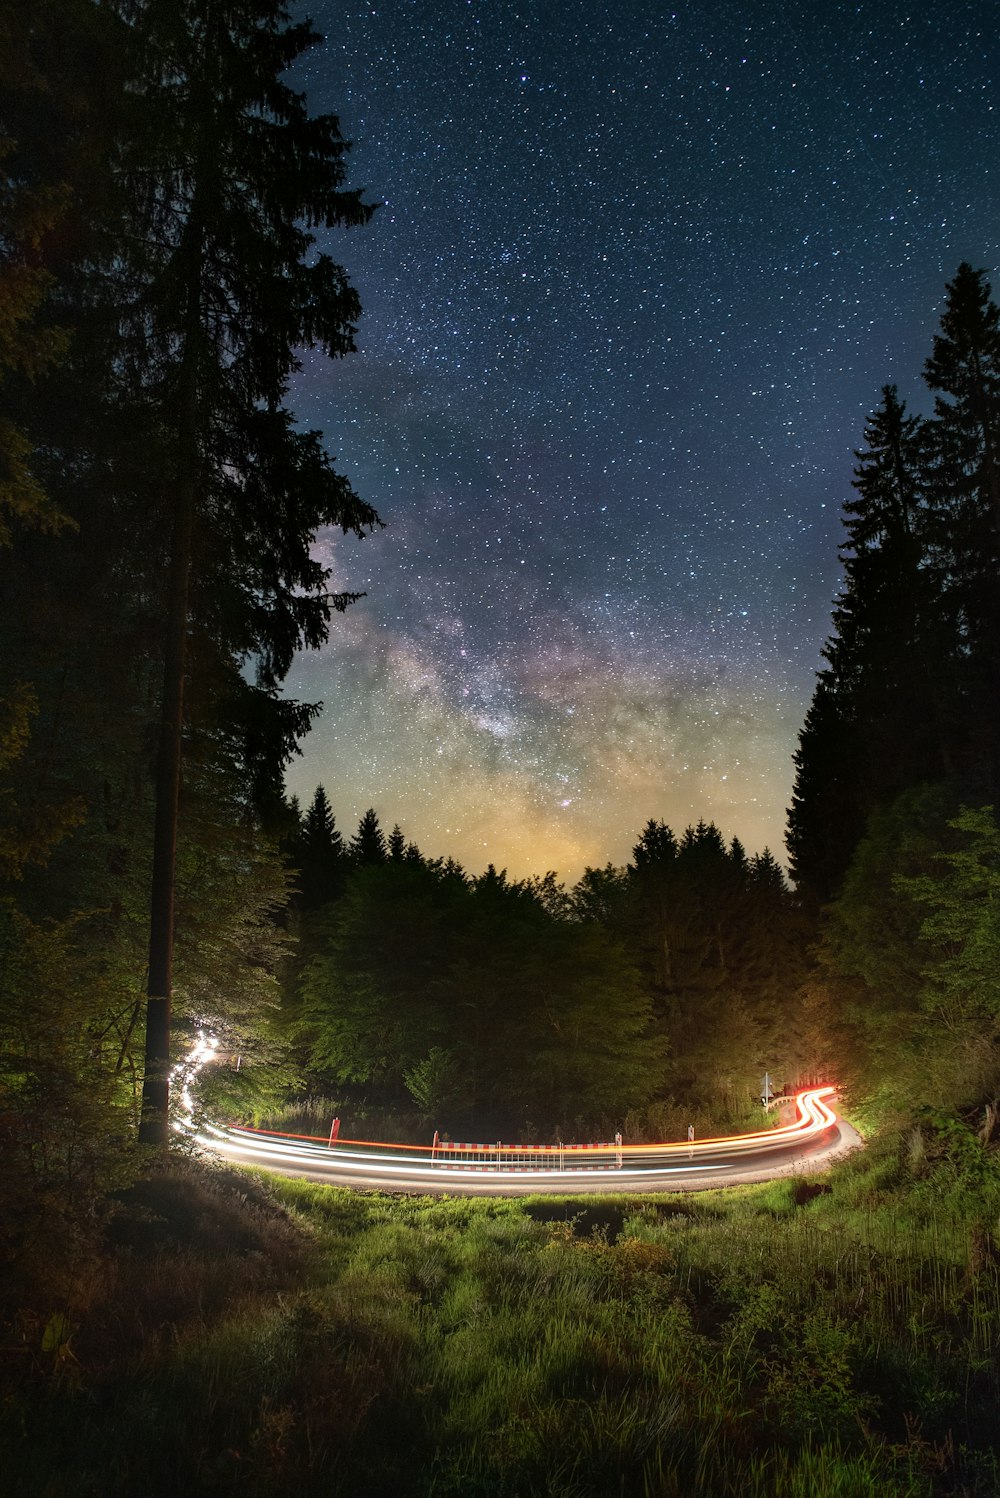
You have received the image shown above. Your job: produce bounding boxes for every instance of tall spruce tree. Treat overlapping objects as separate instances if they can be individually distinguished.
[0,0,111,545]
[626,818,679,997]
[922,262,1000,785]
[350,807,388,865]
[787,386,938,906]
[924,263,1000,539]
[790,269,1000,910]
[295,785,344,908]
[114,0,381,1142]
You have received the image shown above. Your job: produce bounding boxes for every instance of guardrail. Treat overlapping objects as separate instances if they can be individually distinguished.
[431,1141,622,1171]
[211,1087,839,1177]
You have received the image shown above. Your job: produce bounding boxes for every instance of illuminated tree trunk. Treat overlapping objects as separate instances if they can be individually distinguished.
[138,245,202,1145]
[128,0,377,1140]
[138,466,194,1143]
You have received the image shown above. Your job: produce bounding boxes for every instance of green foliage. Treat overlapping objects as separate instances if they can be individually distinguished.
[788,267,1000,1110]
[578,819,809,1112]
[5,1141,1000,1496]
[289,801,808,1137]
[906,1108,1000,1219]
[900,807,1000,1030]
[284,784,346,911]
[300,861,458,1086]
[0,0,385,1280]
[0,0,95,546]
[299,857,662,1136]
[0,0,387,1104]
[568,861,630,925]
[823,784,952,988]
[0,902,140,1332]
[819,795,1000,1108]
[404,1045,471,1117]
[0,681,84,881]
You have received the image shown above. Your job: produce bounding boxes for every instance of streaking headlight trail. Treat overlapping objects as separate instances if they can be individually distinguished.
[187,1086,852,1196]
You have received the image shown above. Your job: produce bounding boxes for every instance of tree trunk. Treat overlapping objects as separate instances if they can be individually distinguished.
[138,460,195,1144]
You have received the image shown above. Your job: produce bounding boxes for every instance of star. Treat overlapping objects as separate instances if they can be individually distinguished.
[287,0,1000,880]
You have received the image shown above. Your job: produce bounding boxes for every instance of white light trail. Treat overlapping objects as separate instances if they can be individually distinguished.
[170,1031,220,1129]
[189,1088,845,1195]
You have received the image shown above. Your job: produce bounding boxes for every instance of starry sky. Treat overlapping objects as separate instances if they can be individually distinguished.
[282,0,1000,882]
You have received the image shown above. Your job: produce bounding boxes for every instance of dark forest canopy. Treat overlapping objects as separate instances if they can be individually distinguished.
[280,797,809,1138]
[787,262,1000,1113]
[788,263,1000,910]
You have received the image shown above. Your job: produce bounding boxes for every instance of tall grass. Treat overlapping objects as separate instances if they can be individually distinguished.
[253,1093,420,1141]
[2,1130,998,1496]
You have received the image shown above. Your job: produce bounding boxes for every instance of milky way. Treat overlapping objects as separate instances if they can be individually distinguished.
[282,0,1000,881]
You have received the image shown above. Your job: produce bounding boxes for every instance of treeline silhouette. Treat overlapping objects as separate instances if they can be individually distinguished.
[788,263,1000,1112]
[278,792,809,1138]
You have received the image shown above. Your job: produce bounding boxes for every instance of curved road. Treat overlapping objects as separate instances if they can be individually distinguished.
[197,1087,860,1195]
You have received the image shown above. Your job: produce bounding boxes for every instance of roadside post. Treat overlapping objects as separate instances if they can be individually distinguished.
[328,1117,340,1147]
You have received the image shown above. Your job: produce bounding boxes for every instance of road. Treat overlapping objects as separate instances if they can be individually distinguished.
[197,1087,861,1196]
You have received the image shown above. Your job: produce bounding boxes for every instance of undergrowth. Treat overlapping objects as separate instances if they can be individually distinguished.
[1,1109,998,1496]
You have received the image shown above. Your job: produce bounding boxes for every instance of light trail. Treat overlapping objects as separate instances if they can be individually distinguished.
[192,1087,854,1195]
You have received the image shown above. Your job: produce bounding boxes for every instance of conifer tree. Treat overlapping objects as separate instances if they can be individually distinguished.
[294,785,344,908]
[787,386,937,905]
[0,0,108,545]
[118,0,381,1141]
[924,263,1000,540]
[301,787,338,850]
[626,819,679,997]
[569,862,630,928]
[790,270,1000,910]
[350,808,388,865]
[922,262,1000,782]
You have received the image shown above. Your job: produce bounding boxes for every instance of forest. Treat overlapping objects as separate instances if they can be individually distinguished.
[2,1,1000,1493]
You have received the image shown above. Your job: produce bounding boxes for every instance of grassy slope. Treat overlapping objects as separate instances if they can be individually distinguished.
[2,1122,998,1498]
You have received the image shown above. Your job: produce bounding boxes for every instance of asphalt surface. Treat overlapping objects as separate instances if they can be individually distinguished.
[198,1089,862,1197]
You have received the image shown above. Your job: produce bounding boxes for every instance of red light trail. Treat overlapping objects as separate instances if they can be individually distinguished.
[195,1088,853,1195]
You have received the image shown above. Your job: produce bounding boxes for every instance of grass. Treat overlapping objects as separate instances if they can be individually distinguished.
[1,1118,999,1496]
[253,1094,428,1143]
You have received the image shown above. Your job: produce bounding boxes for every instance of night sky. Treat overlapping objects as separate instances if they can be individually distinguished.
[283,0,1000,882]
